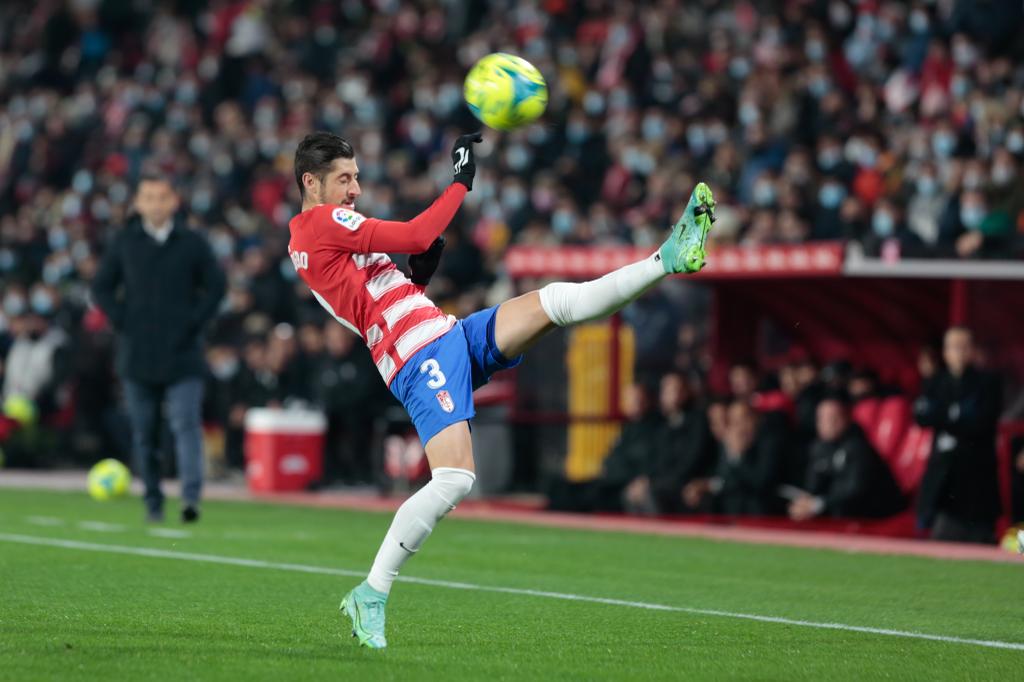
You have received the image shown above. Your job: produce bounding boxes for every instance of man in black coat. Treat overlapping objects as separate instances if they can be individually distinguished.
[789,395,905,521]
[650,372,716,514]
[92,174,226,523]
[683,401,784,516]
[914,327,1002,543]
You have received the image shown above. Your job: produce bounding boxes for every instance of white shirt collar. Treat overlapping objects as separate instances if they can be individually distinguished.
[142,219,174,244]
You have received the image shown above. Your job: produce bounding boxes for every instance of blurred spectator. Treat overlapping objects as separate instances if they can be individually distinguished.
[547,382,662,514]
[683,400,782,515]
[914,327,1002,543]
[311,323,392,485]
[92,174,226,522]
[789,396,904,521]
[650,372,716,513]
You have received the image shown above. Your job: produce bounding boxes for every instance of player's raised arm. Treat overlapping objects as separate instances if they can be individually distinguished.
[308,133,482,255]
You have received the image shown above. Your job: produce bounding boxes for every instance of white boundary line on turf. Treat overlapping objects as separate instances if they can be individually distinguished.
[2,532,1022,653]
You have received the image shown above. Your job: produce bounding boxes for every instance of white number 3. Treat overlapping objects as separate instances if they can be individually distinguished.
[419,359,447,389]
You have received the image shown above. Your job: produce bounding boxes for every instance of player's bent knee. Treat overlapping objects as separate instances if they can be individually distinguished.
[430,467,476,510]
[538,282,577,327]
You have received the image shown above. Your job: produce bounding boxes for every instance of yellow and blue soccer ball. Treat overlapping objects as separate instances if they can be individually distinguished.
[464,53,548,131]
[88,458,131,501]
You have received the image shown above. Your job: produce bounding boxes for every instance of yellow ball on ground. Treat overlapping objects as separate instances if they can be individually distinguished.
[464,52,548,131]
[3,394,37,426]
[88,459,131,501]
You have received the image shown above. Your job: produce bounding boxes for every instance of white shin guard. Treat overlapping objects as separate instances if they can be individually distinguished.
[366,467,475,594]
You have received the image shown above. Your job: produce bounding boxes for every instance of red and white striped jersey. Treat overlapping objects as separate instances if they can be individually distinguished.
[288,189,466,385]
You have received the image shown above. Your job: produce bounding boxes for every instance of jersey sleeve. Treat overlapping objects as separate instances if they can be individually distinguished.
[309,183,468,255]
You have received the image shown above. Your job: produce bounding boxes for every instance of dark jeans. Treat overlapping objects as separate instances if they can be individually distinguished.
[123,377,204,512]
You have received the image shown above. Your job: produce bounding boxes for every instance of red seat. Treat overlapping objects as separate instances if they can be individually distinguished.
[851,398,881,434]
[889,424,933,494]
[870,396,912,462]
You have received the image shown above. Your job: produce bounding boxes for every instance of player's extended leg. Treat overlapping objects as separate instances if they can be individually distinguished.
[341,422,475,649]
[495,182,716,358]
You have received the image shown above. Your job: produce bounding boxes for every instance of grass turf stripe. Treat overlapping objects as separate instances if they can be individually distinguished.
[2,531,1022,653]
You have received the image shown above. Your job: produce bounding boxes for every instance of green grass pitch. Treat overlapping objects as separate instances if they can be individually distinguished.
[1,488,1021,681]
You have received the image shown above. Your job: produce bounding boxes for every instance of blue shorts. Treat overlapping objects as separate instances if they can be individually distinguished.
[389,305,523,446]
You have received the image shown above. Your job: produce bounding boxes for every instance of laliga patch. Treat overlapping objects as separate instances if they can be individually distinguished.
[332,207,365,231]
[436,390,455,413]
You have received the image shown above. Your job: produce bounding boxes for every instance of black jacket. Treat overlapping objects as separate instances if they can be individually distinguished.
[651,408,716,513]
[805,424,905,518]
[600,414,664,489]
[711,421,786,516]
[914,368,1001,527]
[92,216,226,384]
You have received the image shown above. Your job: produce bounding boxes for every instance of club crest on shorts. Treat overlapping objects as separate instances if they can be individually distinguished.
[436,390,455,413]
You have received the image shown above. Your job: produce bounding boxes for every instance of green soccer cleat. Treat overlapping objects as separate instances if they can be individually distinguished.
[340,581,388,649]
[659,182,716,274]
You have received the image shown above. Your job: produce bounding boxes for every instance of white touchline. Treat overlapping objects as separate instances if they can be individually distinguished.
[1,532,1022,653]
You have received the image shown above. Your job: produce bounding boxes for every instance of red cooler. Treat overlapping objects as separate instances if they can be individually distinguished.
[244,408,327,492]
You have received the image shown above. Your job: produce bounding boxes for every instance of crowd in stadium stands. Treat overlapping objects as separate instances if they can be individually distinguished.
[549,324,1016,543]
[2,1,1024,529]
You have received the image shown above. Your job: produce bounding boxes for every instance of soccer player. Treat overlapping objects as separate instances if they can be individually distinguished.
[288,131,715,649]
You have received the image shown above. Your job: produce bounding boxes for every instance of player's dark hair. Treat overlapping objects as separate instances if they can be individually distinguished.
[294,132,355,199]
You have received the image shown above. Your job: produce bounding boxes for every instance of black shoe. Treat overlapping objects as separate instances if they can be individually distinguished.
[181,506,200,524]
[146,509,165,523]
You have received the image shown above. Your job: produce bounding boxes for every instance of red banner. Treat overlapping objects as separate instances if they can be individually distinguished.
[505,242,846,280]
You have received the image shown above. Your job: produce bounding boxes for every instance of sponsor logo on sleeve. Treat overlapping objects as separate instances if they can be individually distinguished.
[332,207,366,231]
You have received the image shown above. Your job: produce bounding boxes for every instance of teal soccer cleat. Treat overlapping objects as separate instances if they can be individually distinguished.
[659,182,716,274]
[340,581,388,649]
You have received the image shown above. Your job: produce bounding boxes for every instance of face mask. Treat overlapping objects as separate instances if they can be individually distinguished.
[910,11,929,33]
[552,210,575,236]
[72,169,93,194]
[960,205,986,229]
[1007,131,1024,154]
[582,91,605,116]
[191,189,214,214]
[819,184,846,208]
[752,182,776,207]
[728,57,751,80]
[566,122,587,144]
[805,41,825,62]
[932,132,956,158]
[211,357,239,380]
[872,211,895,237]
[30,291,54,315]
[818,148,841,169]
[962,172,983,190]
[860,148,878,169]
[950,77,969,99]
[642,115,666,142]
[48,228,69,251]
[506,145,531,171]
[502,188,527,211]
[739,103,759,126]
[3,294,26,317]
[686,126,707,155]
[808,77,829,98]
[916,176,938,196]
[992,165,1015,186]
[0,249,15,272]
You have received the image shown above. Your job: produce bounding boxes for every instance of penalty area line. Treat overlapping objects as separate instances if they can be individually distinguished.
[1,531,1022,653]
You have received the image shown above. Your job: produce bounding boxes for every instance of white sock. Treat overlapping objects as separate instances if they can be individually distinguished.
[366,467,475,595]
[538,252,666,327]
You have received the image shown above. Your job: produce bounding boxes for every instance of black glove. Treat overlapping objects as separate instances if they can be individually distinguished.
[407,236,446,285]
[451,132,483,190]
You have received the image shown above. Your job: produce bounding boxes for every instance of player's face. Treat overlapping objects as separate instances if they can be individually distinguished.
[317,157,362,209]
